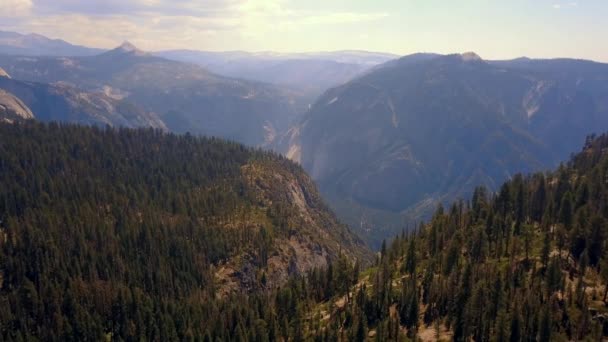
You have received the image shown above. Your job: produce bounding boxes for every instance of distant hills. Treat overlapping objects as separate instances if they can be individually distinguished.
[0,63,165,128]
[0,30,103,56]
[0,41,306,145]
[0,31,398,145]
[156,49,397,99]
[279,52,608,247]
[0,30,396,117]
[0,75,166,129]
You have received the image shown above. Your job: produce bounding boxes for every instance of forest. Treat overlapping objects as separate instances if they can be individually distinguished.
[299,133,608,341]
[0,122,363,341]
[2,122,608,341]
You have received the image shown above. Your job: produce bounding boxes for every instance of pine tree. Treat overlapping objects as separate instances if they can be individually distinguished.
[404,237,417,275]
[538,305,551,342]
[541,232,551,270]
[494,309,509,342]
[559,192,574,229]
[354,310,367,342]
[509,306,522,342]
[531,174,547,222]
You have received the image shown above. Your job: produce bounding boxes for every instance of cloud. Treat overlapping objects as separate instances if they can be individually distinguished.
[31,0,243,17]
[552,2,578,9]
[14,12,237,49]
[0,0,389,51]
[0,0,33,16]
[234,0,389,41]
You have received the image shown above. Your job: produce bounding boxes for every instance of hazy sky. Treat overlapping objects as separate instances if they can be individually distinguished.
[1,0,607,61]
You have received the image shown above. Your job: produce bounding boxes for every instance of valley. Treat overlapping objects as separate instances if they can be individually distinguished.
[278,52,608,247]
[3,32,608,250]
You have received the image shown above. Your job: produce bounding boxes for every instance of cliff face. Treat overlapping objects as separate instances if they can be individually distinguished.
[215,158,371,295]
[0,67,10,78]
[0,89,34,123]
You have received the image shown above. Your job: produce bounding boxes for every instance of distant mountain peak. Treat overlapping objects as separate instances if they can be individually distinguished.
[460,52,483,62]
[0,67,10,79]
[118,41,137,51]
[109,41,147,56]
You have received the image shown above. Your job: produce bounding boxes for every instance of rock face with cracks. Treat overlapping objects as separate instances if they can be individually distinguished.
[214,159,371,296]
[0,89,34,123]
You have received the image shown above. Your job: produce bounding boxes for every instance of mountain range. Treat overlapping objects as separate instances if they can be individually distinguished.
[3,23,608,341]
[0,30,103,56]
[0,68,166,129]
[0,30,395,121]
[156,50,397,99]
[3,30,608,250]
[0,41,306,145]
[278,52,608,247]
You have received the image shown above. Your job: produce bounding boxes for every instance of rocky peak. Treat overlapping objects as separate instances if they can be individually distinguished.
[0,89,34,122]
[460,51,483,62]
[0,67,10,79]
[107,41,147,56]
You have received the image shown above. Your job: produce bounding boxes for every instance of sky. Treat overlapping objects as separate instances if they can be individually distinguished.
[0,0,607,61]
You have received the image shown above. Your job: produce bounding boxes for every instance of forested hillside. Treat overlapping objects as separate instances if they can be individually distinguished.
[0,122,369,340]
[4,123,608,341]
[289,133,608,341]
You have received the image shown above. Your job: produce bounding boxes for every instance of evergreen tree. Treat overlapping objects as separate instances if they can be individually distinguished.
[404,237,417,275]
[538,305,551,342]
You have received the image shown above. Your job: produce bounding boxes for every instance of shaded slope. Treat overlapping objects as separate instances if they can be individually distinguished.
[281,53,608,247]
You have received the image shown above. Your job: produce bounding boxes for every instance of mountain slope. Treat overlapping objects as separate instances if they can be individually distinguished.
[0,76,166,129]
[0,43,304,146]
[293,132,608,341]
[0,30,103,56]
[0,122,370,340]
[489,57,608,156]
[280,53,608,247]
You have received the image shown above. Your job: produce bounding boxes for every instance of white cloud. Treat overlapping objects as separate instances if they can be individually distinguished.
[552,2,578,10]
[299,12,388,25]
[15,12,235,49]
[0,0,389,51]
[234,0,388,41]
[0,0,33,16]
